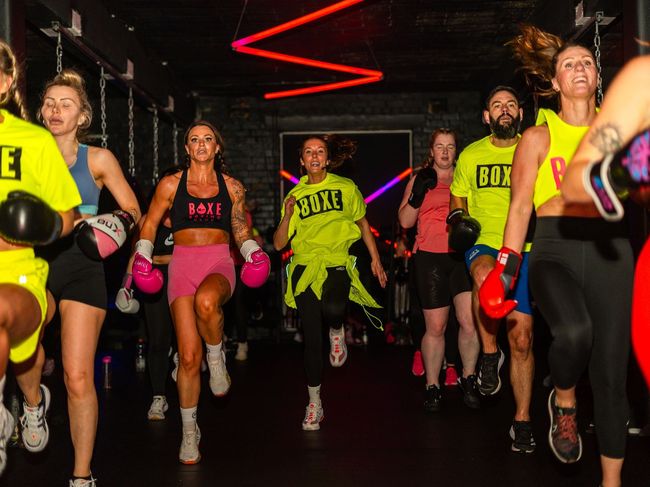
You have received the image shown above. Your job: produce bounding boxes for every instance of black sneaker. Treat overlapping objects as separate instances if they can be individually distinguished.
[548,390,582,463]
[458,375,481,409]
[509,420,536,453]
[423,385,442,413]
[477,348,505,396]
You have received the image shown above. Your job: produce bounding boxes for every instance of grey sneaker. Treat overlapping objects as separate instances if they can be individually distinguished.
[207,350,231,396]
[235,342,248,361]
[548,389,582,463]
[147,395,169,421]
[179,425,201,464]
[329,327,348,367]
[20,384,51,452]
[0,401,15,475]
[302,402,324,431]
[69,475,97,486]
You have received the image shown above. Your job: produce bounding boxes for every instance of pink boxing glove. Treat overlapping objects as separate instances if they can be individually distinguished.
[239,240,270,288]
[132,240,164,294]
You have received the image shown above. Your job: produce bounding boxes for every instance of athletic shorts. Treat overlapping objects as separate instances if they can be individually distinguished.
[465,244,533,315]
[413,250,472,309]
[168,244,235,304]
[0,248,49,363]
[41,235,107,309]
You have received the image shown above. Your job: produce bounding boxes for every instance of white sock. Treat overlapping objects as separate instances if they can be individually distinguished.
[308,385,321,405]
[180,406,197,431]
[206,342,223,361]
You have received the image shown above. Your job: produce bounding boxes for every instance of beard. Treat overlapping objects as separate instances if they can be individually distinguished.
[490,113,521,140]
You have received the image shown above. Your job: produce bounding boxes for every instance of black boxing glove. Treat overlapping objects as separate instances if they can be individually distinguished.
[408,167,438,209]
[446,208,481,253]
[0,190,62,245]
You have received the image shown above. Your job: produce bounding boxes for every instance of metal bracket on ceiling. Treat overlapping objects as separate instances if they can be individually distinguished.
[575,1,615,27]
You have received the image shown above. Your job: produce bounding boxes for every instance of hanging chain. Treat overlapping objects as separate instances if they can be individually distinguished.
[594,11,604,106]
[152,107,159,185]
[128,88,135,177]
[99,66,108,148]
[55,25,63,74]
[172,122,179,165]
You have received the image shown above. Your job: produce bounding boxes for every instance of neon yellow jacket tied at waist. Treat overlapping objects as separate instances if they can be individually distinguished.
[284,251,381,310]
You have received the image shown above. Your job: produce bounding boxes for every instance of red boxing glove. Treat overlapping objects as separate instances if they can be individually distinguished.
[479,247,522,319]
[240,248,271,288]
[132,240,164,294]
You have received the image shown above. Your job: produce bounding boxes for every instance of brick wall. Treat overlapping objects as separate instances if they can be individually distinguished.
[199,90,486,237]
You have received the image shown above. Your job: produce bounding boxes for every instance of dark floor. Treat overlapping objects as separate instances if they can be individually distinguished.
[2,340,650,487]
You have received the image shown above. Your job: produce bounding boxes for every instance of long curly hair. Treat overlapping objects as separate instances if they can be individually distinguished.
[507,25,593,102]
[0,38,29,120]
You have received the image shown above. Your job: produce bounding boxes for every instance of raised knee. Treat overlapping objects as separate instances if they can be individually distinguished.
[194,296,219,320]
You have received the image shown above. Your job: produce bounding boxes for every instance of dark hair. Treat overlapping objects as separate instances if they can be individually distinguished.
[0,38,29,120]
[485,85,520,109]
[299,134,357,171]
[507,24,593,101]
[422,128,458,168]
[183,120,228,174]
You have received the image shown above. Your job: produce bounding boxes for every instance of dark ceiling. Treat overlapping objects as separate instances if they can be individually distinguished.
[23,0,626,109]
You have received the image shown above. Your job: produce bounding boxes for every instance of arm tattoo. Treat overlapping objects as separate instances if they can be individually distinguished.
[229,180,252,247]
[590,123,624,156]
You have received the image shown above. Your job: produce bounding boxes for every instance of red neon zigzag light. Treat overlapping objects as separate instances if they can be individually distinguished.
[231,0,383,99]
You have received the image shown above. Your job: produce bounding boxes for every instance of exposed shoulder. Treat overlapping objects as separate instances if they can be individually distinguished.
[520,124,550,148]
[224,174,245,200]
[158,172,181,195]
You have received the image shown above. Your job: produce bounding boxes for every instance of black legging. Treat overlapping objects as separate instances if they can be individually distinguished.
[292,265,351,386]
[529,217,632,458]
[142,264,174,396]
[224,265,247,343]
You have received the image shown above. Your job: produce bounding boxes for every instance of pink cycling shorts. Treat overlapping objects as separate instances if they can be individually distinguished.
[168,244,235,304]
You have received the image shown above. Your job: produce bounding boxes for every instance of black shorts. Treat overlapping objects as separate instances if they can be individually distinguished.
[413,250,472,309]
[38,234,107,309]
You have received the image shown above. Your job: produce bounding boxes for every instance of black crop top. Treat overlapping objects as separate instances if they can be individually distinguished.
[170,169,232,233]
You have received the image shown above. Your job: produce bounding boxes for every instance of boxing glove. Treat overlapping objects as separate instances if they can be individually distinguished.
[446,208,481,253]
[75,210,135,260]
[132,239,164,294]
[408,167,438,209]
[115,273,140,314]
[479,247,522,319]
[0,191,62,245]
[240,239,270,288]
[583,129,650,221]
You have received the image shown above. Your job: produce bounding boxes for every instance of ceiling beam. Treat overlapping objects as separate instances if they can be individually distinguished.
[25,0,195,124]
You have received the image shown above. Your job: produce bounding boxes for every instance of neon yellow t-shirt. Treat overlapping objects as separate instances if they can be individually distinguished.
[533,108,590,209]
[450,135,531,250]
[281,172,380,310]
[0,109,81,211]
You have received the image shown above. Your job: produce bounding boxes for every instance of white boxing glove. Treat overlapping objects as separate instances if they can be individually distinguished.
[75,210,135,261]
[115,273,140,314]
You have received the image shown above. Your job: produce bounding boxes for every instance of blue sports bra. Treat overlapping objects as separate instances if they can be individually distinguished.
[69,144,100,215]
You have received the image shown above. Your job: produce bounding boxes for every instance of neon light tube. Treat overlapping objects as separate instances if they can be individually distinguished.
[364,167,413,203]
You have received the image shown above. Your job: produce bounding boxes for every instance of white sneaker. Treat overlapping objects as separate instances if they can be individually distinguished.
[20,384,51,452]
[179,425,201,464]
[147,395,169,421]
[172,353,207,383]
[235,342,248,361]
[302,402,324,431]
[207,350,231,396]
[171,352,179,382]
[69,476,97,486]
[0,401,15,475]
[329,327,348,367]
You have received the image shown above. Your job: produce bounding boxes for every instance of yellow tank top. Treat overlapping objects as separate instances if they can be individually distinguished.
[533,108,590,209]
